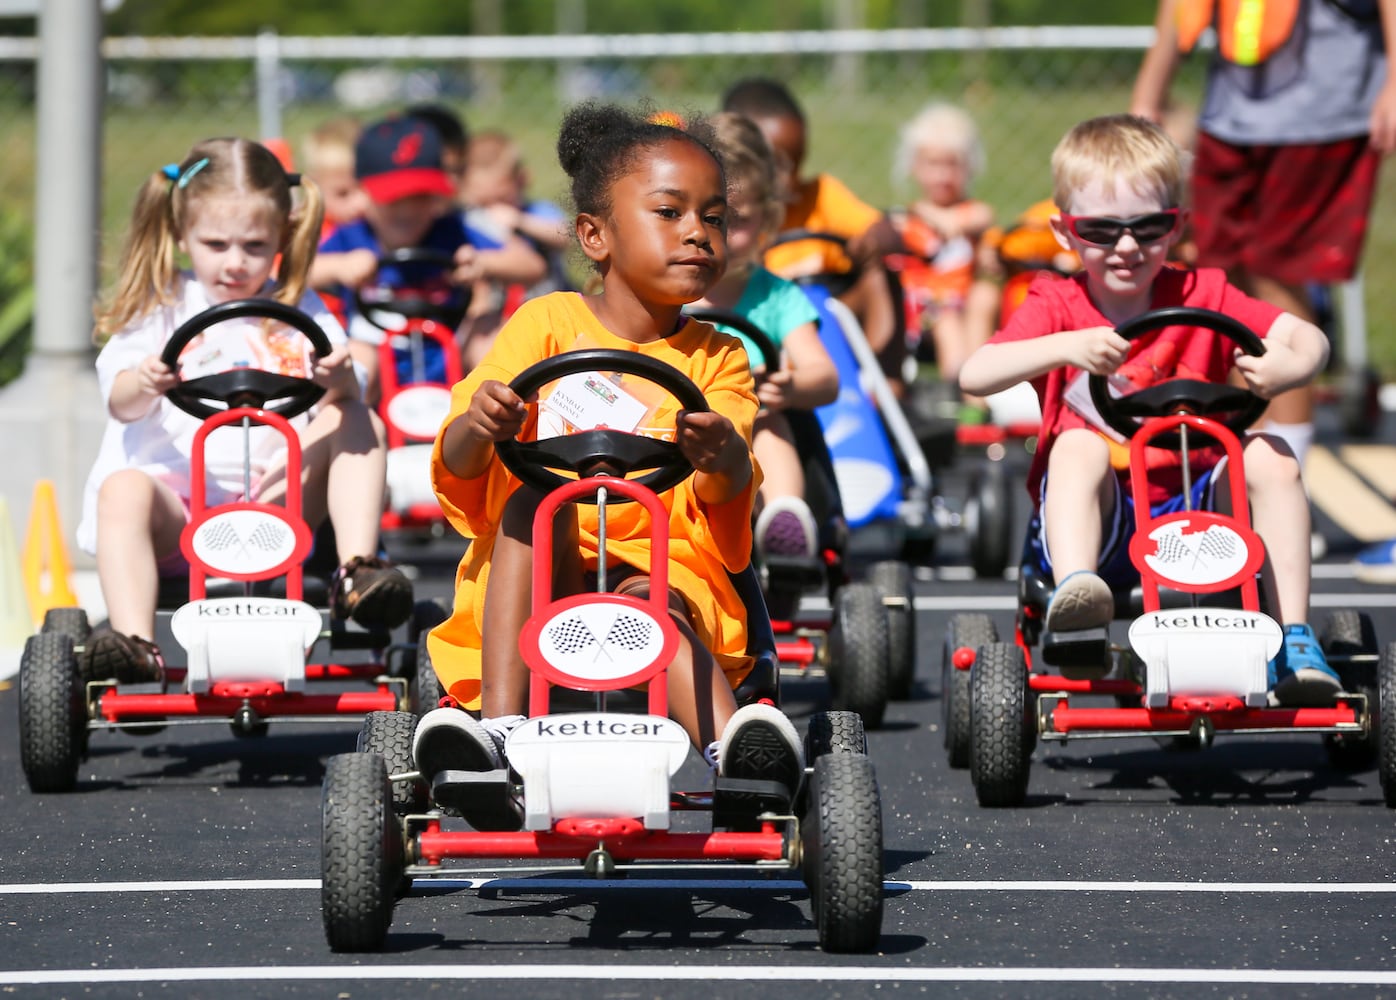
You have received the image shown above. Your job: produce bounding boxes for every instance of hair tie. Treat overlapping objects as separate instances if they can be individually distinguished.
[285,171,301,188]
[160,163,180,182]
[175,158,210,189]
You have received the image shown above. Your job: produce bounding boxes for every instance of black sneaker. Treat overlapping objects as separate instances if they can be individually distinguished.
[412,708,521,830]
[718,703,806,795]
[332,555,413,629]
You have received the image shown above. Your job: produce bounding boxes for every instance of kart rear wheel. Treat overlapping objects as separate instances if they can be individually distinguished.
[321,751,404,952]
[1378,642,1396,808]
[395,598,451,681]
[828,582,890,729]
[805,710,867,759]
[868,560,916,700]
[412,630,445,717]
[801,753,884,953]
[969,641,1033,807]
[19,632,86,793]
[42,607,90,645]
[965,459,1012,580]
[1320,610,1379,770]
[359,710,427,814]
[943,613,998,769]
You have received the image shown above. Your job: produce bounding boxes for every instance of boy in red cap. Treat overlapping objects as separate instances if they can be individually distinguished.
[310,115,545,401]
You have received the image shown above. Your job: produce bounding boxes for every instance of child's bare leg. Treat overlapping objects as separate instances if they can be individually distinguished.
[614,577,736,749]
[291,400,388,561]
[95,469,185,640]
[1219,435,1310,623]
[930,309,970,384]
[481,484,584,718]
[753,412,805,507]
[1042,428,1115,578]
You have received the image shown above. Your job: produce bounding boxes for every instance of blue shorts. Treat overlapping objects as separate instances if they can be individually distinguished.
[1026,464,1222,589]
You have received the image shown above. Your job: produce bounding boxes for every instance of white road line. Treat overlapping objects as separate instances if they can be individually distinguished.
[3,964,1396,987]
[5,878,1396,895]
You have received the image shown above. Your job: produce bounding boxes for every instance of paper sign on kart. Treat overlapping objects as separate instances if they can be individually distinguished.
[177,320,314,379]
[1062,370,1130,443]
[538,371,650,439]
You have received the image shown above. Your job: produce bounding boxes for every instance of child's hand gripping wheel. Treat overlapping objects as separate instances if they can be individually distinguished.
[1089,306,1268,448]
[159,298,332,419]
[495,348,709,499]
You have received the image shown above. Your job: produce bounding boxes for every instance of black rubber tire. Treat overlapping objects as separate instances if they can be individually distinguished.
[358,711,427,814]
[801,753,884,953]
[18,632,86,794]
[42,607,90,645]
[943,613,998,770]
[412,630,445,717]
[965,459,1012,580]
[1338,366,1382,441]
[1378,642,1396,808]
[828,582,890,729]
[868,560,916,701]
[1320,610,1379,770]
[321,751,404,952]
[969,641,1033,807]
[805,710,868,758]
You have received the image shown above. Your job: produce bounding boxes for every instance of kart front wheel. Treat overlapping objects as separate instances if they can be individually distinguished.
[321,751,404,952]
[828,582,890,729]
[1377,642,1396,808]
[943,613,998,769]
[358,710,427,814]
[969,641,1033,807]
[19,632,86,793]
[801,752,884,953]
[868,560,916,700]
[805,710,867,759]
[1320,609,1379,770]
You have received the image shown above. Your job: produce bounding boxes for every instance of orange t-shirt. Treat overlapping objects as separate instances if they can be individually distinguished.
[426,292,761,708]
[762,173,884,280]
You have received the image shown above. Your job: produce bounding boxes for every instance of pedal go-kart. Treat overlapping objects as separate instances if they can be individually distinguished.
[942,307,1388,807]
[18,299,417,794]
[319,349,885,953]
[686,305,916,729]
[353,248,467,540]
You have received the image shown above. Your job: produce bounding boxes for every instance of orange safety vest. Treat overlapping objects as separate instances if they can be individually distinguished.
[1175,0,1301,66]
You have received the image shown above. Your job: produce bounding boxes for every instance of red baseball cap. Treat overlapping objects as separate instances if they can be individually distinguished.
[355,116,456,204]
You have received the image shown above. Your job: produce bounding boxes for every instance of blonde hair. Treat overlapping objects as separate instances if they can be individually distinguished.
[466,129,520,173]
[301,116,361,177]
[1051,114,1185,215]
[94,137,324,342]
[705,111,784,237]
[893,102,985,190]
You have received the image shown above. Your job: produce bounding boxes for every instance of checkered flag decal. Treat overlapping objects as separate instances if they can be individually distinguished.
[547,616,600,656]
[247,520,290,552]
[1197,528,1237,563]
[603,613,655,651]
[1152,530,1190,567]
[198,520,240,552]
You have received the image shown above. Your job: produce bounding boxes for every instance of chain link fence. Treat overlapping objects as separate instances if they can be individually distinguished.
[3,28,1393,373]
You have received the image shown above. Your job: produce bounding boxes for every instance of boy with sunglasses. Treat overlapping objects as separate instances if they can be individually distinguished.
[959,114,1339,707]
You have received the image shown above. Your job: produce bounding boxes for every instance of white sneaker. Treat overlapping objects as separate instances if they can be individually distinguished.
[717,703,806,794]
[755,496,818,559]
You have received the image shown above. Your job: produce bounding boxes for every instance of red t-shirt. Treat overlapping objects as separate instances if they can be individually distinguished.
[990,266,1282,505]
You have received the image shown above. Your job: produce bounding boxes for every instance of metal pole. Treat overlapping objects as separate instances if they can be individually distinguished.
[256,28,282,141]
[34,0,101,357]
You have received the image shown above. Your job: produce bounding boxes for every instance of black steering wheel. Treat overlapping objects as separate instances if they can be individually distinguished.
[352,247,471,331]
[683,307,781,371]
[495,349,708,501]
[1089,306,1268,447]
[159,298,332,420]
[765,229,862,297]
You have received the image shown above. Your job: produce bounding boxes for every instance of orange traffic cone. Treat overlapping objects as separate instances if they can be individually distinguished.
[1,495,31,644]
[21,479,78,625]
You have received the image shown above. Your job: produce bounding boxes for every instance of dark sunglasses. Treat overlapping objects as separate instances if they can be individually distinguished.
[1060,208,1181,247]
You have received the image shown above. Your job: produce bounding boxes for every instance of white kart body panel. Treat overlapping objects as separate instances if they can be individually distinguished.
[170,597,322,693]
[506,712,691,831]
[1128,609,1282,708]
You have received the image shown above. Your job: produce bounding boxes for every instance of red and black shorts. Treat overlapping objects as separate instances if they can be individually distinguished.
[1190,131,1381,285]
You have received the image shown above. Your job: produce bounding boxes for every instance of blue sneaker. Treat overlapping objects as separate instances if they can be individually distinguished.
[1352,539,1396,585]
[1269,623,1342,707]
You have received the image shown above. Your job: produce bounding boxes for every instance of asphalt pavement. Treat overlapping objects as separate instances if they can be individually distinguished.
[3,411,1396,998]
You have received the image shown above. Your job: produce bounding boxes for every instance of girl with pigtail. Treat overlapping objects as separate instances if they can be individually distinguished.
[78,137,411,685]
